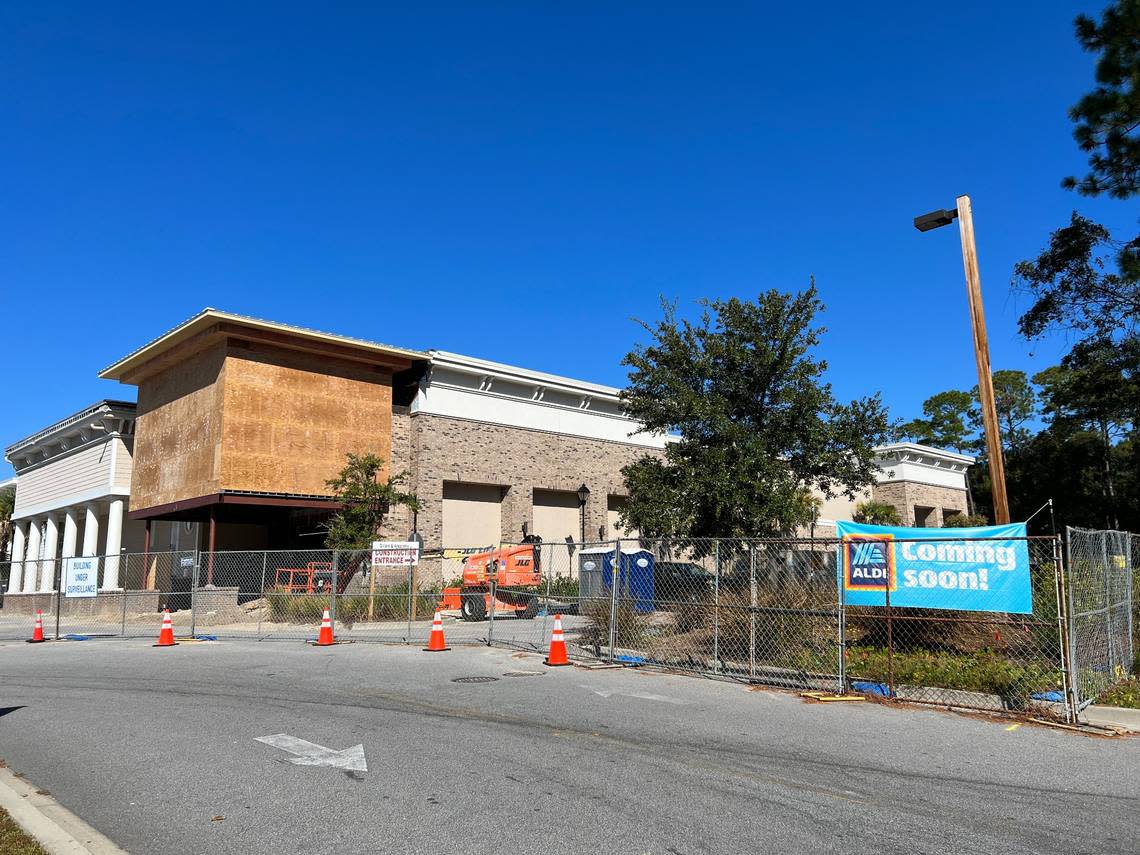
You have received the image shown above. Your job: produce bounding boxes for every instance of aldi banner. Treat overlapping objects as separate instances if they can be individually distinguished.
[836,520,1033,614]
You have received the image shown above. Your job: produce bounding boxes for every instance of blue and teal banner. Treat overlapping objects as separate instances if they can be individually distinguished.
[836,521,1033,614]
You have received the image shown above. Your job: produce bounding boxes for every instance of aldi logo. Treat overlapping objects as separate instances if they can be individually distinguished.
[843,535,895,592]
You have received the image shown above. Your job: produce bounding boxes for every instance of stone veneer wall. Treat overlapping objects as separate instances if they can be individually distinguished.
[383,412,663,548]
[871,481,968,527]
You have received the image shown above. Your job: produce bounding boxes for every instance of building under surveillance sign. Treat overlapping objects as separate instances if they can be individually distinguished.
[62,556,99,598]
[836,521,1033,614]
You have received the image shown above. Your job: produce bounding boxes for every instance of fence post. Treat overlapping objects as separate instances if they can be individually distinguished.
[1052,535,1076,723]
[1102,532,1116,677]
[608,540,620,663]
[406,561,414,644]
[257,551,268,641]
[885,579,894,699]
[1128,534,1136,673]
[713,541,721,674]
[331,550,339,636]
[837,542,847,695]
[487,559,496,647]
[749,542,756,681]
[190,553,198,639]
[120,558,127,637]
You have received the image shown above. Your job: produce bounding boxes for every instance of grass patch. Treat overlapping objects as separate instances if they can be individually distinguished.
[1095,678,1140,709]
[0,807,47,855]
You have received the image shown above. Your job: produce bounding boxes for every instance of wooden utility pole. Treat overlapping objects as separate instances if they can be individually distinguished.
[955,195,1010,524]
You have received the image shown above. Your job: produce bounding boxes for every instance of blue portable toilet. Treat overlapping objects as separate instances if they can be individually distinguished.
[578,547,655,613]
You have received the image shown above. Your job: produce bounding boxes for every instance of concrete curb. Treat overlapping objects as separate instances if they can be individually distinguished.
[0,764,126,854]
[1082,704,1140,733]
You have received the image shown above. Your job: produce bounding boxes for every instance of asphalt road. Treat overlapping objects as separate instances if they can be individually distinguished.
[0,638,1136,855]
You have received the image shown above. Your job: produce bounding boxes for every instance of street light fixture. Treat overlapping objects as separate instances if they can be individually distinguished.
[577,483,590,543]
[913,195,1010,525]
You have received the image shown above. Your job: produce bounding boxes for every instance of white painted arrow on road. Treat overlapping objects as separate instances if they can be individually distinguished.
[255,734,368,772]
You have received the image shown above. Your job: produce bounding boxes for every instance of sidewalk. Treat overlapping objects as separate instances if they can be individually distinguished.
[1082,705,1140,733]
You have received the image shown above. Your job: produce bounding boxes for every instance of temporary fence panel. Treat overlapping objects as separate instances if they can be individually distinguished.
[1066,527,1135,711]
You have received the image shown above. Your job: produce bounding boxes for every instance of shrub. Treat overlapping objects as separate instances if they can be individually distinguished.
[546,574,580,600]
[852,501,902,526]
[846,646,1061,707]
[579,598,647,649]
[942,513,989,528]
[1096,677,1140,709]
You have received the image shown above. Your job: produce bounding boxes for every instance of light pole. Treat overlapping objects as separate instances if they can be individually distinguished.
[914,195,1010,525]
[577,483,590,542]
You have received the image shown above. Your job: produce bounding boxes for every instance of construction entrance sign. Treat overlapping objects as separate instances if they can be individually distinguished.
[370,541,421,567]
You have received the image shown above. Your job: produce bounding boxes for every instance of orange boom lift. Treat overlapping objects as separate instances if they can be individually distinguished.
[456,536,542,621]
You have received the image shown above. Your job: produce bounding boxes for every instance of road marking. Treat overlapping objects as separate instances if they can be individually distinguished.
[1005,723,1021,732]
[582,686,684,704]
[255,733,368,772]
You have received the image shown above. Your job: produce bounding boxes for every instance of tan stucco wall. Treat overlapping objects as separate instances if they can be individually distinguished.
[133,342,227,509]
[132,340,394,510]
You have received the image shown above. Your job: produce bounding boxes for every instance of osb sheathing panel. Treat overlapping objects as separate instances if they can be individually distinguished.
[218,343,393,495]
[132,341,227,509]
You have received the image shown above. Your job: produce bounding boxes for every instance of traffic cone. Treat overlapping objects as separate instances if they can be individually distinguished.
[423,609,451,652]
[544,614,570,666]
[27,610,46,644]
[154,609,178,647]
[315,608,335,646]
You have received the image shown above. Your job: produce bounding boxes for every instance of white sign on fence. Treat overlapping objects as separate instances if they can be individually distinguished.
[370,541,421,567]
[63,556,99,598]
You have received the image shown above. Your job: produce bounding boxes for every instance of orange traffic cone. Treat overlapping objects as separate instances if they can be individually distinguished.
[314,608,335,646]
[423,609,451,652]
[154,609,178,647]
[27,610,46,644]
[544,614,570,666]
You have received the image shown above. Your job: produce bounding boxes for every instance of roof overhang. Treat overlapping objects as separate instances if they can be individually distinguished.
[99,308,429,385]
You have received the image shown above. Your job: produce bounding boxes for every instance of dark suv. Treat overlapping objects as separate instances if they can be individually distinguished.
[653,561,714,603]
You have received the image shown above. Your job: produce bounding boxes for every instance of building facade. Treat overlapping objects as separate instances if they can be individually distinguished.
[3,400,194,598]
[4,308,974,596]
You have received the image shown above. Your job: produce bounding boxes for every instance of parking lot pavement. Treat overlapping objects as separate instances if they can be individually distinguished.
[0,638,1137,855]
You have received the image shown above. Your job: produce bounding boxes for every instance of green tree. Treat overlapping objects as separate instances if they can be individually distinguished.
[618,283,892,538]
[1033,337,1139,528]
[968,370,1037,452]
[851,500,902,526]
[323,453,421,549]
[1014,3,1140,342]
[1065,1,1140,199]
[0,484,14,567]
[898,390,975,453]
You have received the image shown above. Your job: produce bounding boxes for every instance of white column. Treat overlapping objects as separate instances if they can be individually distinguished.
[82,504,100,556]
[22,518,42,594]
[102,498,124,590]
[40,514,59,593]
[7,521,26,594]
[61,508,79,559]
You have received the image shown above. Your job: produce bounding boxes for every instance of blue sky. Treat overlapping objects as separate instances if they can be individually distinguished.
[2,2,1133,477]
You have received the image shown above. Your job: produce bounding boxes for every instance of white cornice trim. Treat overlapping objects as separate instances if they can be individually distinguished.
[429,351,623,400]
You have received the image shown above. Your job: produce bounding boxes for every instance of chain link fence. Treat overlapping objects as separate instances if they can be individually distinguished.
[1066,527,1136,711]
[3,529,1136,722]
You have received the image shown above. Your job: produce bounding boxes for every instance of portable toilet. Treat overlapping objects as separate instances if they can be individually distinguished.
[577,546,656,613]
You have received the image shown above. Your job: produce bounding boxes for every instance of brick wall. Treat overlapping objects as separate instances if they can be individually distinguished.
[395,413,662,549]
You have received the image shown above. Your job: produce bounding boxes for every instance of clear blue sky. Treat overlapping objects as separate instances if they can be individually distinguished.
[3,2,1132,477]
